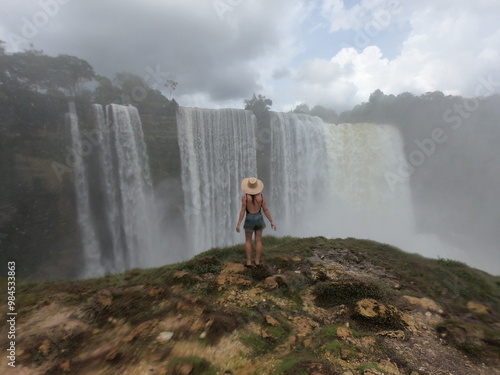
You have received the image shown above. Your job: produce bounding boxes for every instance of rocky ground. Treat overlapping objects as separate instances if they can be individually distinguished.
[1,237,499,374]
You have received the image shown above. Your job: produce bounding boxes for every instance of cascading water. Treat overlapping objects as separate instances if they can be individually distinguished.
[177,108,415,256]
[176,107,257,254]
[93,104,124,272]
[326,123,413,216]
[69,104,472,275]
[107,104,157,269]
[269,112,330,230]
[267,114,414,244]
[72,103,164,277]
[67,103,103,278]
[324,123,415,241]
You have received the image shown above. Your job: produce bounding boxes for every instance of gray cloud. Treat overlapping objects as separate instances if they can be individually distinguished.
[272,66,291,79]
[0,0,301,106]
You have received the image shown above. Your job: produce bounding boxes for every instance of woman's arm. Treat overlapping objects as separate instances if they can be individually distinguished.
[236,194,246,232]
[261,195,277,231]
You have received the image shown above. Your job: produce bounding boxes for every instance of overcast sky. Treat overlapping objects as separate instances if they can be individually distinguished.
[1,0,500,112]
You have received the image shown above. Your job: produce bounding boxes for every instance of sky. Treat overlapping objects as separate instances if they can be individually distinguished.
[1,0,500,112]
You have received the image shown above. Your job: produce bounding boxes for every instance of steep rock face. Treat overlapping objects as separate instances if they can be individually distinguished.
[1,238,498,375]
[0,104,181,280]
[0,130,82,279]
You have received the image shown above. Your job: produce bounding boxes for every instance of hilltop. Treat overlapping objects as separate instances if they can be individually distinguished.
[1,237,499,375]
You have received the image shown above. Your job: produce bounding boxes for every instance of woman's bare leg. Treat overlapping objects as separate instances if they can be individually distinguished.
[255,230,263,265]
[245,231,253,265]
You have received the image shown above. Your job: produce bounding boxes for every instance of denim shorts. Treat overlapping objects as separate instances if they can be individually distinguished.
[244,212,266,232]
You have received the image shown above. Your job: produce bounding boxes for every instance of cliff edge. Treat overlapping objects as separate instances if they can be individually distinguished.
[1,237,499,375]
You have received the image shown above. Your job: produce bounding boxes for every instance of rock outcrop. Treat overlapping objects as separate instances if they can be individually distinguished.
[0,237,498,375]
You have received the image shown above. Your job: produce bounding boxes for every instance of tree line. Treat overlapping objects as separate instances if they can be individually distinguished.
[0,43,177,135]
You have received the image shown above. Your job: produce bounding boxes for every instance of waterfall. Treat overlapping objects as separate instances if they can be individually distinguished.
[326,123,412,214]
[107,104,156,269]
[93,104,124,272]
[177,109,415,255]
[269,112,330,230]
[73,105,415,275]
[67,104,475,274]
[67,103,103,278]
[71,103,163,277]
[324,123,415,241]
[263,113,414,247]
[176,107,257,254]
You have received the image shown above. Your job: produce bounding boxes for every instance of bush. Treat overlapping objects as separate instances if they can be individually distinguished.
[313,281,382,308]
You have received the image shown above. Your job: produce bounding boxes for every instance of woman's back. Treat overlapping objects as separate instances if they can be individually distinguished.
[245,194,263,214]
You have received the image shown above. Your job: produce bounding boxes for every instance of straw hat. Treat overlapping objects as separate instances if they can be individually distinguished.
[241,177,264,194]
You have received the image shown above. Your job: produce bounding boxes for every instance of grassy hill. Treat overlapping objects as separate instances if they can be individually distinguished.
[1,237,499,374]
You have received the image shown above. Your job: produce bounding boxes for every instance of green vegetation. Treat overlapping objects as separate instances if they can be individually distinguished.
[274,358,341,375]
[241,313,291,356]
[1,236,499,373]
[244,93,272,114]
[240,332,271,356]
[328,238,500,312]
[292,103,338,123]
[274,357,305,374]
[436,319,500,362]
[313,280,383,308]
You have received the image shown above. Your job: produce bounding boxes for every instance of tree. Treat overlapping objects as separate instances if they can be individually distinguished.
[0,50,95,95]
[113,72,147,103]
[52,54,95,96]
[292,103,310,114]
[244,93,273,127]
[93,75,116,105]
[368,89,384,104]
[164,79,177,99]
[310,105,338,123]
[244,93,272,112]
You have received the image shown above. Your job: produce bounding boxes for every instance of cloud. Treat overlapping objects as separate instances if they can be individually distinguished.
[1,1,499,111]
[321,0,402,33]
[290,0,500,111]
[0,0,307,108]
[272,66,292,79]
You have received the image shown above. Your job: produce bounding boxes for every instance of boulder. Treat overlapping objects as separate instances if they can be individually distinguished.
[157,331,174,343]
[466,301,490,315]
[336,326,352,339]
[216,263,251,289]
[402,296,444,314]
[356,299,385,318]
[265,314,281,327]
[354,299,406,330]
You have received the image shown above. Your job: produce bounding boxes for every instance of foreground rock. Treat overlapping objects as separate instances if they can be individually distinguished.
[1,237,499,375]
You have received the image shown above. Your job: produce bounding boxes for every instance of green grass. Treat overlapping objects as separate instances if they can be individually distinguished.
[274,357,305,374]
[240,333,272,356]
[312,280,383,308]
[2,236,500,374]
[3,236,499,334]
[436,319,500,363]
[240,313,291,356]
[274,357,341,375]
[328,238,500,313]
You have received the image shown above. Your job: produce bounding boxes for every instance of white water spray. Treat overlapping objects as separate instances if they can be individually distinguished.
[68,103,103,278]
[73,104,166,277]
[176,107,257,255]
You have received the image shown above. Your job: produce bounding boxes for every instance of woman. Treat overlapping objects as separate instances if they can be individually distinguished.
[236,177,276,267]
